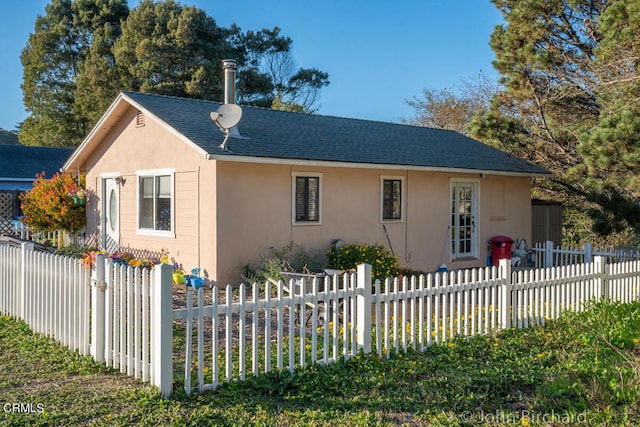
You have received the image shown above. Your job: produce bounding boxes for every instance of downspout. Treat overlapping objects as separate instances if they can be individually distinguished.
[197,165,201,268]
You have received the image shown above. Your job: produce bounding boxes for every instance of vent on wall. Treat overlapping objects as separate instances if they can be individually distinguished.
[136,111,145,127]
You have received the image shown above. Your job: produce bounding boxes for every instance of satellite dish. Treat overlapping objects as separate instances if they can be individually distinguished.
[210,104,242,151]
[213,104,242,129]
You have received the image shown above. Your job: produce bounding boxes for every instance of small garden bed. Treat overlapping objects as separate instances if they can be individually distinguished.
[242,242,401,286]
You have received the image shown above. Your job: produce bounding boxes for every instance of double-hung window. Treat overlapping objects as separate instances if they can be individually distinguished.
[381,177,403,221]
[293,174,321,224]
[137,169,174,236]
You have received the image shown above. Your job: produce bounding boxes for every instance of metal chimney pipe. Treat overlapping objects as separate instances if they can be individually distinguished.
[222,59,237,104]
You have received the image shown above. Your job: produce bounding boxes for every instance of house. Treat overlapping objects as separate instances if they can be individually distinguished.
[63,63,549,285]
[0,144,73,221]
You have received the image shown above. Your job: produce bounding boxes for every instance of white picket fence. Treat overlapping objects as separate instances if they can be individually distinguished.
[0,242,90,355]
[0,246,169,394]
[530,240,640,268]
[173,257,640,396]
[88,255,171,392]
[91,255,153,383]
[2,242,640,398]
[3,220,89,248]
[6,221,60,244]
[174,265,508,396]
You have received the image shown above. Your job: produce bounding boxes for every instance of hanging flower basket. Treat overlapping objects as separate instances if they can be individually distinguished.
[72,196,85,206]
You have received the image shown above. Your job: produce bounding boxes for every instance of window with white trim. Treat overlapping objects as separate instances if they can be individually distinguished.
[137,169,174,235]
[381,177,403,221]
[293,174,321,223]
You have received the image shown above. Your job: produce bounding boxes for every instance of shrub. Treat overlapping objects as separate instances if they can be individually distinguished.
[20,171,86,232]
[242,244,323,284]
[326,242,400,282]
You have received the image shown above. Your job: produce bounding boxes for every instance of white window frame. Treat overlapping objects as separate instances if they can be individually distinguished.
[292,172,323,225]
[380,175,404,222]
[450,179,480,260]
[136,168,176,238]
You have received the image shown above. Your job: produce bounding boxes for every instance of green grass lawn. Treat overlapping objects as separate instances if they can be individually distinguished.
[1,300,639,426]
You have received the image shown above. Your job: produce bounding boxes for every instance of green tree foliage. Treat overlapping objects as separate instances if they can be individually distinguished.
[579,0,640,192]
[113,0,227,99]
[20,0,329,147]
[469,0,640,241]
[20,0,129,147]
[73,0,129,127]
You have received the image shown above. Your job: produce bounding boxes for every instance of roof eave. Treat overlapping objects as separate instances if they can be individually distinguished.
[205,154,551,178]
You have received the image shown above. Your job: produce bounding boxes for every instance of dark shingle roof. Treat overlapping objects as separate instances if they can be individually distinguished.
[124,91,548,175]
[0,145,73,180]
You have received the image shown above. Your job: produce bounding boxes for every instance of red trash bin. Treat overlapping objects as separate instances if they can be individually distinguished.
[489,236,514,266]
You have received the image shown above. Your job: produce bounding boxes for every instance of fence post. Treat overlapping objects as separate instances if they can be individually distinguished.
[498,258,512,330]
[585,243,593,263]
[91,254,107,363]
[151,263,173,397]
[544,240,554,268]
[594,255,607,301]
[356,263,372,354]
[20,242,34,320]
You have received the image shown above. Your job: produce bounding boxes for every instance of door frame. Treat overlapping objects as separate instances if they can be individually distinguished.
[101,173,121,252]
[450,179,480,260]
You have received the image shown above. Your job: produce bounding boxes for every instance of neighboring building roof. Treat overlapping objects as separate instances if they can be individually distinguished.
[68,91,550,177]
[0,130,19,145]
[0,145,73,191]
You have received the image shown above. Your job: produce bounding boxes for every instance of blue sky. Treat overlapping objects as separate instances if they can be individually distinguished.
[0,0,503,132]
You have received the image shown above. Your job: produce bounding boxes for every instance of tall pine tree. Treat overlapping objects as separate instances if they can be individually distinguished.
[113,0,228,100]
[20,0,128,147]
[470,0,640,241]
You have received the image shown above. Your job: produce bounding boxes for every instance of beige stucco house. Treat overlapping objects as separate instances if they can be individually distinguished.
[64,85,548,285]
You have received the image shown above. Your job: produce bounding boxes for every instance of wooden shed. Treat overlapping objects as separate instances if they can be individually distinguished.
[531,199,563,245]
